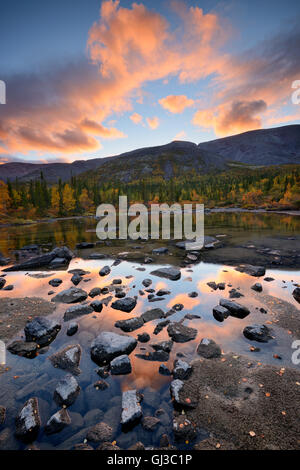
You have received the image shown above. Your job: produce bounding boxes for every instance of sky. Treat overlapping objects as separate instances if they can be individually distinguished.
[0,0,300,164]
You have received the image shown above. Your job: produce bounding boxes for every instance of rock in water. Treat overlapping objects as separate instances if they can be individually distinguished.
[219,298,250,319]
[49,278,62,287]
[115,316,144,332]
[4,246,73,272]
[51,287,88,304]
[197,338,221,358]
[86,422,113,443]
[243,324,272,343]
[141,308,165,323]
[167,322,197,343]
[142,416,160,431]
[212,305,229,322]
[235,265,265,277]
[90,331,137,366]
[110,355,132,375]
[89,287,101,298]
[150,267,181,281]
[45,409,71,435]
[0,406,6,426]
[121,390,142,426]
[63,304,93,321]
[99,266,111,277]
[71,273,82,286]
[15,398,41,442]
[173,359,192,380]
[90,300,103,312]
[0,278,6,289]
[24,317,61,346]
[49,344,82,375]
[7,340,38,358]
[111,297,137,313]
[292,287,300,304]
[67,322,78,336]
[53,374,80,407]
[251,283,263,292]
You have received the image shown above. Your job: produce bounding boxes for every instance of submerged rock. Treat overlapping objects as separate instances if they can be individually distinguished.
[49,278,62,287]
[135,350,169,361]
[142,279,152,287]
[173,359,192,380]
[53,374,80,407]
[49,344,82,375]
[90,300,104,312]
[24,316,61,346]
[141,308,165,323]
[197,338,221,358]
[7,340,38,358]
[115,316,144,332]
[15,398,41,442]
[159,364,172,376]
[152,247,168,254]
[4,246,74,272]
[51,287,88,304]
[111,297,137,313]
[121,390,143,426]
[76,242,95,249]
[67,322,78,336]
[91,331,137,365]
[219,298,250,319]
[63,304,93,321]
[0,278,6,289]
[142,416,160,431]
[150,340,173,353]
[150,267,181,281]
[45,409,71,435]
[86,422,113,443]
[235,265,265,277]
[167,322,197,343]
[99,266,111,277]
[110,355,132,375]
[251,283,263,292]
[243,324,272,343]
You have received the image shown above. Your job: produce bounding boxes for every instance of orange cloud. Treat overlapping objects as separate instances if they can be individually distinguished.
[159,95,194,113]
[146,116,160,129]
[130,112,143,125]
[80,118,125,138]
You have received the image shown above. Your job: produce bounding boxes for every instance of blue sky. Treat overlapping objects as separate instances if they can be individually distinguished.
[0,0,300,163]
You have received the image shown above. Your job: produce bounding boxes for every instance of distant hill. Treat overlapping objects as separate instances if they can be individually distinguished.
[0,124,299,183]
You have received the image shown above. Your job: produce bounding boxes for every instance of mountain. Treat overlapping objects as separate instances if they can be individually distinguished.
[0,124,299,183]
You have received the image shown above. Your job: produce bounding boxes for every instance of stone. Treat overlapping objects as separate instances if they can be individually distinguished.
[142,279,152,287]
[67,322,78,336]
[53,374,80,407]
[142,416,160,431]
[110,355,132,375]
[63,304,93,321]
[115,316,144,332]
[71,273,82,286]
[243,324,272,343]
[212,305,230,322]
[251,283,263,292]
[156,289,171,296]
[219,298,250,319]
[264,277,275,282]
[86,422,113,443]
[7,340,38,358]
[141,308,165,323]
[152,247,168,254]
[0,278,6,289]
[159,364,171,376]
[45,409,71,435]
[150,267,181,281]
[93,380,109,391]
[111,297,137,313]
[51,287,88,304]
[167,322,197,343]
[90,300,103,312]
[49,278,62,287]
[235,265,266,277]
[229,288,244,299]
[89,287,102,298]
[207,281,218,290]
[153,319,170,335]
[76,242,95,249]
[97,442,121,450]
[91,331,137,366]
[173,415,197,441]
[292,287,300,303]
[15,398,41,442]
[173,359,192,380]
[188,291,198,298]
[137,333,150,343]
[197,338,221,358]
[99,266,111,277]
[121,390,142,426]
[0,406,6,426]
[24,317,61,346]
[4,246,73,272]
[151,340,173,353]
[135,350,169,361]
[49,344,82,375]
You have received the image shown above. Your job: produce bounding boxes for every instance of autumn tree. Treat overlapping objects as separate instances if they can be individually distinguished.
[62,184,75,215]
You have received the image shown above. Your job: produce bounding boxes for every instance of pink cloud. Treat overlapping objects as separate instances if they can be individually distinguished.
[159,95,194,113]
[146,117,160,130]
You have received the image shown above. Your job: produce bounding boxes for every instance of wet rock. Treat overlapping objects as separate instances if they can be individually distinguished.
[0,278,6,289]
[207,281,218,290]
[167,322,197,343]
[160,434,170,448]
[229,288,244,299]
[156,289,171,297]
[0,406,6,426]
[152,247,168,254]
[93,380,109,390]
[264,277,275,282]
[54,374,80,407]
[68,269,90,276]
[51,287,88,304]
[121,390,143,426]
[137,333,150,343]
[63,304,93,321]
[251,283,263,292]
[173,415,197,441]
[235,264,265,277]
[141,308,165,323]
[90,300,103,312]
[213,305,230,322]
[91,331,137,366]
[49,278,62,287]
[45,409,71,435]
[4,246,74,272]
[172,303,184,311]
[115,316,144,332]
[188,291,198,298]
[112,278,122,285]
[144,257,153,264]
[217,282,226,290]
[197,338,221,358]
[49,344,82,375]
[153,319,170,335]
[219,298,250,319]
[99,266,111,277]
[76,242,95,249]
[24,316,61,346]
[142,416,160,431]
[89,287,101,298]
[151,340,173,353]
[96,366,110,379]
[243,324,272,343]
[7,340,38,358]
[15,398,41,442]
[159,364,171,376]
[86,422,113,443]
[136,350,169,361]
[88,253,106,260]
[111,297,137,313]
[110,355,132,375]
[173,359,192,380]
[67,322,78,336]
[150,267,181,281]
[115,291,126,299]
[71,273,82,286]
[293,287,300,303]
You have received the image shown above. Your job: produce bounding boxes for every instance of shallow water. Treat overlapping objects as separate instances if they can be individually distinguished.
[0,213,299,450]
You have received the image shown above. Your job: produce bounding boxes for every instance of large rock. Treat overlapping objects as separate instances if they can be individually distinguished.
[45,409,71,435]
[15,398,41,442]
[51,287,88,304]
[111,297,137,313]
[235,264,266,277]
[7,340,38,358]
[4,246,73,271]
[86,422,113,443]
[212,305,230,322]
[219,298,250,319]
[197,338,221,358]
[63,304,93,321]
[121,390,142,426]
[115,317,144,332]
[141,308,165,323]
[49,344,82,375]
[53,374,80,407]
[173,359,192,380]
[110,355,132,375]
[150,340,173,353]
[24,317,61,346]
[90,332,137,366]
[243,324,272,343]
[167,322,197,343]
[150,267,181,281]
